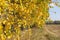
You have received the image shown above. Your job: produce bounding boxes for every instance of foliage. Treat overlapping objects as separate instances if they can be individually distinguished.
[0,0,51,40]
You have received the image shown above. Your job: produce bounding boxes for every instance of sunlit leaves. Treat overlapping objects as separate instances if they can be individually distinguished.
[0,0,51,40]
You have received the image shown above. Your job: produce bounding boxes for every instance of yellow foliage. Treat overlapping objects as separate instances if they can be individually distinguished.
[0,0,51,40]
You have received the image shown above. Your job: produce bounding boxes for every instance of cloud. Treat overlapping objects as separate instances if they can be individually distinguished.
[49,3,56,7]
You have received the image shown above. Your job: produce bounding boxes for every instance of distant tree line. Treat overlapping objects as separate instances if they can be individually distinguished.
[46,21,60,24]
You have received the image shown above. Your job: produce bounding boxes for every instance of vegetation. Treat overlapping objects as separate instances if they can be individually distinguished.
[0,0,54,40]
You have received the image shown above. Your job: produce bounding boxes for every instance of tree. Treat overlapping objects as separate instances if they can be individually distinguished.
[0,0,51,40]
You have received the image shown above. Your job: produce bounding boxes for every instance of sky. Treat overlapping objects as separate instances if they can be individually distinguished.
[49,0,60,21]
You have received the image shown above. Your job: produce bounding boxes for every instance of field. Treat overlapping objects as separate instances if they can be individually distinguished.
[0,24,60,40]
[5,24,60,40]
[20,24,60,40]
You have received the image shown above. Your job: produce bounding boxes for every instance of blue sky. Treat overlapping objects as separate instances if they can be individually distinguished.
[49,0,60,21]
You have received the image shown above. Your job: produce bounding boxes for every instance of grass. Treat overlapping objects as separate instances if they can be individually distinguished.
[1,24,60,40]
[18,24,60,40]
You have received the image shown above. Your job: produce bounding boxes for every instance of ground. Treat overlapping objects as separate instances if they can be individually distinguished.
[1,24,60,40]
[20,24,60,40]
